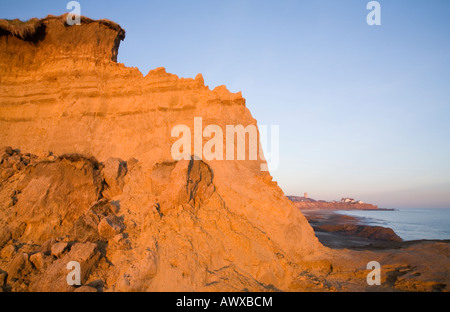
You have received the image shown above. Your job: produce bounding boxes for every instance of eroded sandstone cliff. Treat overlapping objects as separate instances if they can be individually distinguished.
[0,15,448,292]
[0,14,325,291]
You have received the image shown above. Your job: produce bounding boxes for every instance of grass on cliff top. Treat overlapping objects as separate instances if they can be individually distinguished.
[3,18,39,25]
[0,17,45,41]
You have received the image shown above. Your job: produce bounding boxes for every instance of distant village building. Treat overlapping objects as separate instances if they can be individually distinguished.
[287,195,369,206]
[340,197,364,204]
[288,194,369,207]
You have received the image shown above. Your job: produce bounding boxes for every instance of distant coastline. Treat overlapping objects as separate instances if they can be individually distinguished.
[287,195,393,211]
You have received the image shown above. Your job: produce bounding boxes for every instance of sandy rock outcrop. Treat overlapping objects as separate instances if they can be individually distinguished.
[0,15,323,292]
[316,224,402,242]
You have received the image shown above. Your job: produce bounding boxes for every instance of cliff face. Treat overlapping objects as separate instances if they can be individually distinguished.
[1,15,449,293]
[0,15,324,292]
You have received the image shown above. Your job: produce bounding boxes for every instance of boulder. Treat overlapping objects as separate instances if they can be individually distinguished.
[6,253,32,281]
[102,158,127,198]
[1,146,13,158]
[51,242,68,258]
[4,157,103,245]
[1,244,15,259]
[30,242,100,292]
[0,227,11,249]
[98,216,124,239]
[29,252,45,271]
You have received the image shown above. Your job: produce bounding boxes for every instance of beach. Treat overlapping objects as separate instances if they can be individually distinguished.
[302,209,450,250]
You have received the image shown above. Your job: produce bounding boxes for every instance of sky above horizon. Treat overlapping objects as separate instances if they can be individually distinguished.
[2,0,450,208]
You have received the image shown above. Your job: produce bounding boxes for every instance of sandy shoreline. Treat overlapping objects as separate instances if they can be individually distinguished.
[302,209,450,250]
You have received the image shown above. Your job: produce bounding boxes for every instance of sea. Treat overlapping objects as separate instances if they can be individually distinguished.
[335,208,450,241]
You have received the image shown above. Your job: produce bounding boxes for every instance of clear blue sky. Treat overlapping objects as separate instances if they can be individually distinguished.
[2,0,450,208]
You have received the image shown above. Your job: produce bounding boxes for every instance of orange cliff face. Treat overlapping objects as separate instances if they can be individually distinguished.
[1,15,246,165]
[1,15,449,293]
[0,15,325,292]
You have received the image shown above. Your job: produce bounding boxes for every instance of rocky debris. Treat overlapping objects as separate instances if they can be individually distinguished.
[51,242,68,258]
[98,216,124,239]
[40,238,56,255]
[0,148,448,292]
[11,223,26,241]
[113,233,124,243]
[0,151,119,291]
[74,199,125,242]
[6,252,33,282]
[0,147,38,182]
[29,252,45,271]
[0,154,104,245]
[68,242,99,264]
[0,146,13,158]
[74,285,98,292]
[102,158,127,198]
[86,279,104,292]
[1,243,15,259]
[115,249,158,291]
[316,224,403,242]
[30,242,101,292]
[0,227,11,250]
